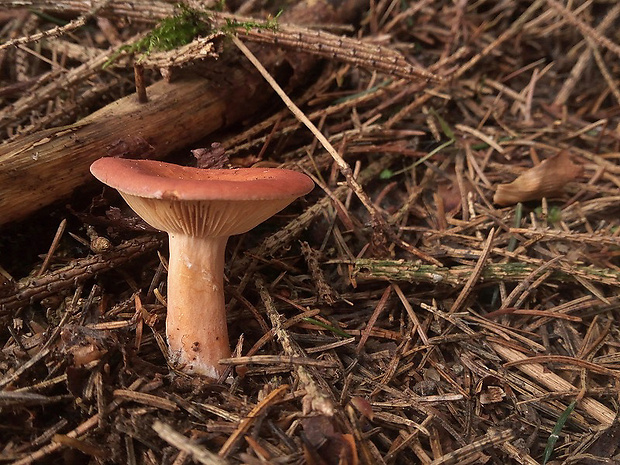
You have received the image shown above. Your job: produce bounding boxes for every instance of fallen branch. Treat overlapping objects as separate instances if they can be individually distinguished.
[152,421,228,465]
[0,235,163,316]
[344,258,620,287]
[492,343,615,425]
[9,1,441,82]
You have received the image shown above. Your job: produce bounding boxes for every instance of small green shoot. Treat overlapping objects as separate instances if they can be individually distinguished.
[302,317,351,338]
[380,169,394,180]
[384,108,456,179]
[414,139,455,167]
[29,9,68,26]
[542,400,576,464]
[388,138,455,178]
[471,136,513,150]
[507,202,523,252]
[429,107,455,140]
[535,205,563,224]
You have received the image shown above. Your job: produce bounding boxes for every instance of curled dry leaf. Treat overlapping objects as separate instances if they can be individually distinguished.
[479,385,506,405]
[350,396,374,420]
[493,151,583,206]
[61,324,115,367]
[476,375,506,405]
[68,343,107,367]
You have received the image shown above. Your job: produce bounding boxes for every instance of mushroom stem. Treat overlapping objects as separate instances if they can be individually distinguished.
[166,233,231,378]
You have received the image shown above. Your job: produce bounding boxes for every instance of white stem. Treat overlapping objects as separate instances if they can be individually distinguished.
[165,233,231,378]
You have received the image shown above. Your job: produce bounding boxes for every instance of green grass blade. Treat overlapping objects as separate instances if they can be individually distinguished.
[542,400,576,464]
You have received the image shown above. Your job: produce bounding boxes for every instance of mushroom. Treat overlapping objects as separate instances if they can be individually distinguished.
[90,158,314,378]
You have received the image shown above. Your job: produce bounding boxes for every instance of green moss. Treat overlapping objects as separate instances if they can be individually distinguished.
[103,4,212,68]
[222,10,282,33]
[137,6,210,53]
[103,5,282,69]
[534,205,563,224]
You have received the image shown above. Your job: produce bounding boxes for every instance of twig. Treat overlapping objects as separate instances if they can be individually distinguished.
[219,355,338,369]
[357,285,392,353]
[429,429,515,465]
[499,255,563,310]
[218,382,288,457]
[133,63,147,103]
[509,227,620,247]
[385,0,546,128]
[300,241,340,305]
[0,235,163,314]
[449,228,495,314]
[504,355,620,379]
[0,0,111,51]
[546,0,620,58]
[590,40,620,107]
[0,33,140,128]
[553,1,620,105]
[112,390,178,411]
[152,421,228,465]
[232,35,439,265]
[393,283,429,345]
[345,258,620,287]
[237,26,442,82]
[230,36,379,228]
[491,343,615,425]
[0,286,83,389]
[255,276,336,417]
[36,218,67,277]
[11,379,143,464]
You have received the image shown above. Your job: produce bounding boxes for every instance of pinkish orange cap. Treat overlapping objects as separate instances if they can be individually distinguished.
[90,158,314,202]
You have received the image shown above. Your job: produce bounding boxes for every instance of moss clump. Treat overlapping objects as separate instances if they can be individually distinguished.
[104,5,211,68]
[103,5,283,69]
[223,10,282,33]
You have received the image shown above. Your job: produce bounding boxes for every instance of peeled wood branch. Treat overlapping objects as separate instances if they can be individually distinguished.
[492,343,615,425]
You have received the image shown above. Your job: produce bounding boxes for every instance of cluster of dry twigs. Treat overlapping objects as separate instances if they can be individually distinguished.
[1,0,620,464]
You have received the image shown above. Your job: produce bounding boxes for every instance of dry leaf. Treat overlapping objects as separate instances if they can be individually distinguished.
[479,385,506,405]
[350,396,374,420]
[68,343,107,367]
[493,151,582,206]
[301,416,359,465]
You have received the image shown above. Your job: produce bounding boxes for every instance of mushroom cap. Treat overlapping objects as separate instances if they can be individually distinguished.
[90,158,314,201]
[90,158,314,237]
